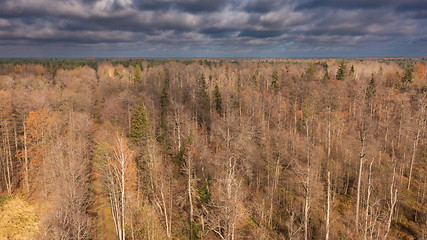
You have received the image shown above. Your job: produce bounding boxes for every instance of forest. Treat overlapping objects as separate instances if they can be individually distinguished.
[0,58,425,239]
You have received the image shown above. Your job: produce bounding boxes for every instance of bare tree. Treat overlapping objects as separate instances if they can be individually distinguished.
[149,140,172,238]
[408,93,425,190]
[356,121,367,233]
[326,171,331,240]
[364,159,374,240]
[304,116,311,240]
[41,112,92,240]
[23,121,29,193]
[104,134,136,240]
[384,145,398,240]
[182,146,196,239]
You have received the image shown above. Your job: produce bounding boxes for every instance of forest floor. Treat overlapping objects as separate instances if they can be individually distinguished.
[0,195,43,239]
[93,167,116,239]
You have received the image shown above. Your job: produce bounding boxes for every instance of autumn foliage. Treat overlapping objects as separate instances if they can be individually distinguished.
[0,58,425,240]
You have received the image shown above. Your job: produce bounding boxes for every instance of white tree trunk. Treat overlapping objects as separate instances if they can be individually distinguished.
[2,123,12,194]
[385,148,398,240]
[269,155,281,227]
[326,171,331,240]
[23,122,30,193]
[327,106,331,160]
[364,160,373,240]
[304,117,310,240]
[187,152,194,239]
[356,131,365,232]
[408,128,421,190]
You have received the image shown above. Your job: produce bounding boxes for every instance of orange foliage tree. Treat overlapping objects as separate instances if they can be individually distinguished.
[24,108,51,192]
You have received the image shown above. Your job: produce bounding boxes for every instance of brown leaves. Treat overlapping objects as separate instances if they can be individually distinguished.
[0,91,13,120]
[25,108,51,167]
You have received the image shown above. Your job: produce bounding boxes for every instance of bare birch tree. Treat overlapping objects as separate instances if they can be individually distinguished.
[325,171,331,240]
[408,93,425,190]
[356,121,367,233]
[364,159,374,240]
[104,134,136,240]
[384,144,398,240]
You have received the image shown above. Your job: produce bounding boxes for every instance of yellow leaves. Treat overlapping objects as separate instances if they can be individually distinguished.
[0,196,43,239]
[26,109,50,142]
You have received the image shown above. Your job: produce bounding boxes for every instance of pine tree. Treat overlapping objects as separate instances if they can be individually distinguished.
[159,72,170,144]
[130,100,151,146]
[271,70,279,89]
[323,71,330,81]
[213,83,223,117]
[396,68,414,91]
[132,64,142,83]
[336,62,347,80]
[196,74,211,130]
[198,175,212,205]
[402,68,414,84]
[366,74,376,100]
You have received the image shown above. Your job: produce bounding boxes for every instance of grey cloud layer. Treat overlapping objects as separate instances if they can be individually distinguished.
[0,0,426,57]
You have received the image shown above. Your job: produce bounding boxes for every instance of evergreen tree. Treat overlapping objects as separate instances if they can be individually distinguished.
[132,64,142,83]
[159,72,170,144]
[213,83,223,117]
[271,70,279,89]
[130,99,151,146]
[321,61,328,70]
[196,74,211,130]
[198,175,212,205]
[396,67,414,92]
[336,62,347,80]
[323,71,330,81]
[366,74,376,100]
[402,68,414,84]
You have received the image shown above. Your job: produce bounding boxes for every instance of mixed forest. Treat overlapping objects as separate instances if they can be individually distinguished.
[0,58,426,239]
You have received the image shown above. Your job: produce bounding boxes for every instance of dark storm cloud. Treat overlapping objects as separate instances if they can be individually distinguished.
[0,0,425,57]
[238,30,283,38]
[244,0,286,13]
[296,0,397,10]
[297,0,427,19]
[60,12,197,33]
[134,0,228,13]
[200,27,238,38]
[299,9,416,37]
[397,1,427,19]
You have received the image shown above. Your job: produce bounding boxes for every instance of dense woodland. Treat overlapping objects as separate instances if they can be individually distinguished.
[0,58,425,239]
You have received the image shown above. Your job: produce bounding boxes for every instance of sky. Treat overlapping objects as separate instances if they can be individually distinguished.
[0,0,426,58]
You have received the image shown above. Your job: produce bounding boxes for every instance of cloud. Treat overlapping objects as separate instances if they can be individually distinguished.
[238,30,283,38]
[0,0,425,57]
[0,19,11,28]
[244,0,287,13]
[134,0,228,13]
[296,0,395,10]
